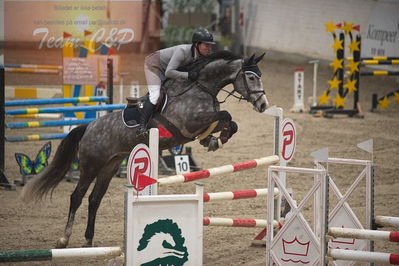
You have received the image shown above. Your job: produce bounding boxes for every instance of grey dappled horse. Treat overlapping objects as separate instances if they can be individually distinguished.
[21,51,269,248]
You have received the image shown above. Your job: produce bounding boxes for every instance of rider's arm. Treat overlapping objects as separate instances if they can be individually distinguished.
[165,47,189,80]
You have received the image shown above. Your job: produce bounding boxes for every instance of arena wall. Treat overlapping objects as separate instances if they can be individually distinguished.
[243,0,399,60]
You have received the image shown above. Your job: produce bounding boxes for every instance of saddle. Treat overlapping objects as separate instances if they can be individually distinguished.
[122,82,208,142]
[122,88,169,129]
[125,95,147,108]
[125,87,167,110]
[122,88,175,131]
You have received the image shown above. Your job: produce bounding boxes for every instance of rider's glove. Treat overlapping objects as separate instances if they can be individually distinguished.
[188,71,199,81]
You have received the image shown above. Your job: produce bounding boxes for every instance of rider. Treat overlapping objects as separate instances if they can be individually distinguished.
[138,27,215,135]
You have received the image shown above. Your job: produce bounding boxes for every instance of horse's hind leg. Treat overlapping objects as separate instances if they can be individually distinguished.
[56,168,97,248]
[83,158,121,247]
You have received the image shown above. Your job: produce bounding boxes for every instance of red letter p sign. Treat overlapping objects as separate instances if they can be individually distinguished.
[127,144,153,193]
[281,118,296,163]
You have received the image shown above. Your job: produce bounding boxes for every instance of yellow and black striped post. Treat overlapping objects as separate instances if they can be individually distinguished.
[352,35,361,111]
[337,33,345,99]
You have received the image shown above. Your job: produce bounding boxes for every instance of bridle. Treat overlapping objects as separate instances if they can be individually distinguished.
[178,59,265,105]
[219,61,265,104]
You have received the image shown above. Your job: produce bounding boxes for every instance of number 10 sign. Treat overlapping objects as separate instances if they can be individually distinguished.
[174,155,190,175]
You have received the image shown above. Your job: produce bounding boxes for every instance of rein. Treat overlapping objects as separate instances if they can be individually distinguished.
[169,60,265,106]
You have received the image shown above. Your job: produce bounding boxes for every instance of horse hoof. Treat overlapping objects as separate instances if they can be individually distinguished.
[199,136,212,147]
[56,237,68,248]
[83,240,93,247]
[208,137,223,152]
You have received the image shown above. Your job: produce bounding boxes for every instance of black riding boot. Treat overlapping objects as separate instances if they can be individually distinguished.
[137,101,156,135]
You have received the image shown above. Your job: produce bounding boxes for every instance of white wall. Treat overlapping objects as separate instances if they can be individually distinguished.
[243,0,399,60]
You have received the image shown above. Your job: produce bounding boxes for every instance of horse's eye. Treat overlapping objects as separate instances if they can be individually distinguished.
[248,76,255,81]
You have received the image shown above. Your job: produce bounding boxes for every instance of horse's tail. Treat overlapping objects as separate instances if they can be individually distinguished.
[21,124,88,202]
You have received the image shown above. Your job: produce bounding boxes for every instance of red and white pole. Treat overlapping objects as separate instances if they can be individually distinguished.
[203,217,282,229]
[328,249,399,265]
[203,188,279,202]
[157,156,279,185]
[329,227,399,243]
[376,216,399,228]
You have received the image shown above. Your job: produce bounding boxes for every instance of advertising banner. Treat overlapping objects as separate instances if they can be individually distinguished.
[5,1,141,46]
[363,5,399,68]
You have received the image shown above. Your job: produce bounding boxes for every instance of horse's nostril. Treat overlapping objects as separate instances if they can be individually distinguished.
[260,103,267,112]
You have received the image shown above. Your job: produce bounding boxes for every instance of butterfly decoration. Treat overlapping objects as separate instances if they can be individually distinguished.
[70,157,80,171]
[169,144,183,155]
[120,157,128,167]
[15,142,51,176]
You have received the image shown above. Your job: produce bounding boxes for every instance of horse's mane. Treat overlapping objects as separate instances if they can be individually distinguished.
[178,50,241,72]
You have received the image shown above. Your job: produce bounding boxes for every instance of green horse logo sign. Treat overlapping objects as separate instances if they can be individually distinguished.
[137,219,189,266]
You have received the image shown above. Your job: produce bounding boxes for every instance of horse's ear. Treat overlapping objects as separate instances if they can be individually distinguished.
[254,53,265,64]
[248,54,255,64]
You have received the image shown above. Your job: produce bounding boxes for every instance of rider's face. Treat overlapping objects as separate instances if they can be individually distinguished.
[197,43,212,56]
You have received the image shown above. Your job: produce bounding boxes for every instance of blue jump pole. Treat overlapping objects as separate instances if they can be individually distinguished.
[5,96,109,107]
[6,133,69,142]
[6,104,126,115]
[6,118,95,129]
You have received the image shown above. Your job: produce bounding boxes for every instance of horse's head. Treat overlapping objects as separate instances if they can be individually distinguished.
[179,50,269,113]
[232,53,269,113]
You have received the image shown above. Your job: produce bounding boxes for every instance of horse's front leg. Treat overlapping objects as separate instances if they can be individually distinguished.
[218,120,238,144]
[187,110,237,151]
[200,120,238,151]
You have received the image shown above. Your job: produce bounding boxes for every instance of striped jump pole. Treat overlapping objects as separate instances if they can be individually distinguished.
[6,133,68,142]
[360,71,399,76]
[12,114,62,119]
[328,249,399,265]
[372,89,399,111]
[6,104,126,115]
[361,59,399,65]
[5,68,60,74]
[347,57,399,65]
[347,56,399,61]
[375,216,399,228]
[203,188,279,202]
[4,63,62,70]
[5,96,108,107]
[203,217,282,229]
[328,227,399,243]
[360,56,399,60]
[0,247,122,263]
[157,155,280,185]
[6,118,95,129]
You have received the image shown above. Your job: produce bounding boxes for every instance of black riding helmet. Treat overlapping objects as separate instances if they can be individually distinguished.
[192,28,215,45]
[191,28,215,57]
